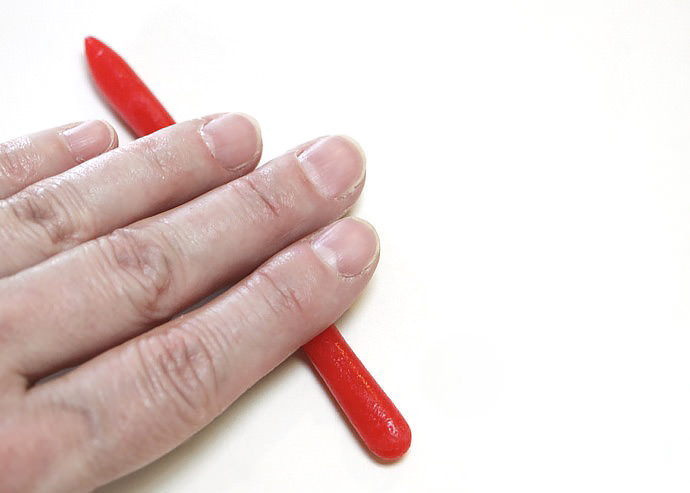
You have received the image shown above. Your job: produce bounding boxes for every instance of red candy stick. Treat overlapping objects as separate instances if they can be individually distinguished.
[303,325,411,459]
[84,37,411,460]
[85,37,174,137]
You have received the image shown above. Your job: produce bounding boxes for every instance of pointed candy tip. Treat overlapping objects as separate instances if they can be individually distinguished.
[84,36,106,56]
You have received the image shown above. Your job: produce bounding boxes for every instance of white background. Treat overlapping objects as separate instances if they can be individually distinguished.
[2,1,690,491]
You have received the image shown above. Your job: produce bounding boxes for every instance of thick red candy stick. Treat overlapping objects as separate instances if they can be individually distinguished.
[85,37,174,137]
[302,325,411,460]
[84,37,411,460]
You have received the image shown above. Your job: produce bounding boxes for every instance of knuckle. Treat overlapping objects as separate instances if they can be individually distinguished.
[131,136,184,179]
[235,171,291,222]
[96,228,177,321]
[8,179,89,250]
[0,137,38,188]
[254,268,310,325]
[135,327,218,426]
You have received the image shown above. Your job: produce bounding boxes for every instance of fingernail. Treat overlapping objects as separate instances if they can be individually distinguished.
[297,135,365,198]
[62,120,115,163]
[201,113,262,170]
[312,218,379,276]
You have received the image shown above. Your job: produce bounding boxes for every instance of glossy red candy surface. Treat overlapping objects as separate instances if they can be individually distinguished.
[85,36,174,138]
[303,325,411,460]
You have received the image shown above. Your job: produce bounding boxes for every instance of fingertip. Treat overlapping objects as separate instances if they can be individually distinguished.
[200,113,262,171]
[311,217,379,277]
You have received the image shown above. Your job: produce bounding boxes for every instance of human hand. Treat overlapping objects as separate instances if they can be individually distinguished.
[0,114,377,492]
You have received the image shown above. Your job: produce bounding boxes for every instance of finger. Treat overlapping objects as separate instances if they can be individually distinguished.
[2,136,365,378]
[28,218,379,490]
[0,120,117,199]
[0,113,262,277]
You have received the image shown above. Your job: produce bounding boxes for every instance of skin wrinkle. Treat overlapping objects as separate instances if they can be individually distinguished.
[243,172,283,218]
[175,325,222,414]
[143,217,232,315]
[238,246,323,340]
[230,156,315,245]
[5,176,96,259]
[96,228,177,323]
[152,331,207,418]
[70,348,180,478]
[178,322,224,406]
[132,336,200,431]
[136,134,185,178]
[0,137,40,186]
[254,268,310,325]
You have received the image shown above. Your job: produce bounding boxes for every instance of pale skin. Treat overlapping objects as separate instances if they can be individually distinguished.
[0,114,379,492]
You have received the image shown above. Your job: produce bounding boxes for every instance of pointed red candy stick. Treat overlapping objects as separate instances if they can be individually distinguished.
[84,36,411,460]
[303,325,411,459]
[85,37,174,137]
